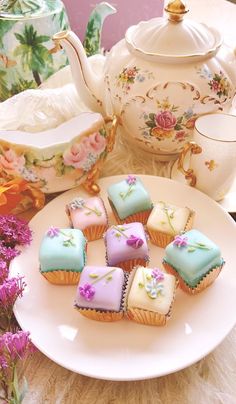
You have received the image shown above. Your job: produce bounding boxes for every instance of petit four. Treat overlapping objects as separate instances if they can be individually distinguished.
[107,175,153,224]
[126,266,177,326]
[104,222,149,271]
[147,201,194,248]
[162,229,225,294]
[39,227,87,285]
[66,196,108,241]
[75,265,125,321]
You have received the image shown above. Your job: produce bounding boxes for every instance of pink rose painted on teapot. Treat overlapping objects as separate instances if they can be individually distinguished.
[155,111,177,131]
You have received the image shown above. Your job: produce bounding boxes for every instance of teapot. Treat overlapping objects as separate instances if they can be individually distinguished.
[53,0,236,161]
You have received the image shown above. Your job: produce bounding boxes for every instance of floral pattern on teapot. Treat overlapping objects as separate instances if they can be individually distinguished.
[0,128,108,193]
[196,67,231,100]
[116,66,154,94]
[141,98,198,143]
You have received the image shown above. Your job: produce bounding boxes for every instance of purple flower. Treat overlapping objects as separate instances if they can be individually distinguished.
[46,226,60,238]
[0,241,20,263]
[69,197,85,210]
[126,175,137,186]
[0,215,32,247]
[173,235,188,248]
[152,268,164,282]
[0,331,35,364]
[0,276,26,311]
[126,235,144,249]
[0,259,9,284]
[79,283,96,301]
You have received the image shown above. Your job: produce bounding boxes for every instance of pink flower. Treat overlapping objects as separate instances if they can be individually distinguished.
[0,215,32,247]
[126,175,137,185]
[152,268,164,282]
[46,226,60,238]
[0,330,35,363]
[86,132,106,155]
[0,276,26,311]
[79,283,96,301]
[173,235,188,248]
[0,241,20,263]
[126,235,144,249]
[63,143,89,169]
[0,149,25,173]
[155,111,177,131]
[175,131,186,140]
[0,259,9,284]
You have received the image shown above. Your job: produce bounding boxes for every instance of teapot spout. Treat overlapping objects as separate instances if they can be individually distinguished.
[84,2,117,56]
[53,30,104,113]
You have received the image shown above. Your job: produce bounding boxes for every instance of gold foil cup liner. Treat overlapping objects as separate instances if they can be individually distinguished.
[124,266,178,326]
[148,209,195,248]
[75,272,129,323]
[184,209,195,232]
[162,261,224,295]
[83,224,109,241]
[75,307,123,322]
[148,230,174,248]
[108,198,152,225]
[126,308,168,326]
[116,258,148,272]
[41,270,81,285]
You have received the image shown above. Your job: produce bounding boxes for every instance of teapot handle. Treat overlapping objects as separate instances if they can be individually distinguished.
[177,141,202,187]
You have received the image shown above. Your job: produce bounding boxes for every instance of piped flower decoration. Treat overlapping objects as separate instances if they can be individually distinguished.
[173,235,188,248]
[69,197,102,216]
[46,226,60,238]
[69,197,85,210]
[139,268,164,299]
[173,235,211,252]
[119,175,137,200]
[79,283,96,301]
[145,279,164,299]
[126,235,144,249]
[126,175,137,186]
[152,268,164,282]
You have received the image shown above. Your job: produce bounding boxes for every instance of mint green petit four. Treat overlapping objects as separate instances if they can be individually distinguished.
[107,175,152,220]
[163,229,224,287]
[39,227,86,273]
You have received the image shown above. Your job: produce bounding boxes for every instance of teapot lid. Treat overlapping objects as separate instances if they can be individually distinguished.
[125,0,222,63]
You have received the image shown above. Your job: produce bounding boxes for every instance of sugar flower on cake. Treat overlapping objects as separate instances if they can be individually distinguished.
[46,226,60,238]
[173,234,211,252]
[79,283,96,301]
[126,234,144,249]
[0,149,25,174]
[119,175,137,200]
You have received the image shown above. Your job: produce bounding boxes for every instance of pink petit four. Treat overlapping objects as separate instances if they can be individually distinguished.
[66,196,108,241]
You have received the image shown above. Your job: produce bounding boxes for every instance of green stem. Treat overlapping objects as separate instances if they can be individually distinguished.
[112,225,129,239]
[120,185,133,200]
[91,268,116,285]
[84,205,101,216]
[160,201,176,234]
[188,243,211,250]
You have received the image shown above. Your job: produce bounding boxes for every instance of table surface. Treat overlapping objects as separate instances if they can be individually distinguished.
[18,1,236,403]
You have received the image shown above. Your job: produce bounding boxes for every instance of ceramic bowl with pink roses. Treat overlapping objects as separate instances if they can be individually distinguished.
[0,112,117,194]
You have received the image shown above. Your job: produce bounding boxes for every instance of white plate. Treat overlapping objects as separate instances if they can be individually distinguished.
[10,175,236,381]
[170,159,236,213]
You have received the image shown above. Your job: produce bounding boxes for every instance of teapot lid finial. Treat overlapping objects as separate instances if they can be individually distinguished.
[164,0,189,22]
